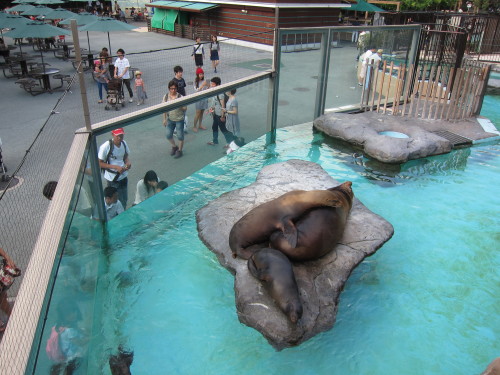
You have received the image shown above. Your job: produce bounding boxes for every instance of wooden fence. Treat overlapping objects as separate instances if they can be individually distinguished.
[360,60,491,120]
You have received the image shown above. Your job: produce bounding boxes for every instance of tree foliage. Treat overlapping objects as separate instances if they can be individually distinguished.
[401,0,457,11]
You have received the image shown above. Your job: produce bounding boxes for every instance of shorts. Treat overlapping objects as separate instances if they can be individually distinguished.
[166,119,185,141]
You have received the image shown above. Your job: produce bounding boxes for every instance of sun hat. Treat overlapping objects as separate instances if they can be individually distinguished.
[111,128,125,136]
[134,70,142,76]
[196,67,204,75]
[377,49,383,53]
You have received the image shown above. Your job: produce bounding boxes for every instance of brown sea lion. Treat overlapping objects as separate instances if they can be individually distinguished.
[229,182,353,260]
[269,181,353,261]
[247,247,303,324]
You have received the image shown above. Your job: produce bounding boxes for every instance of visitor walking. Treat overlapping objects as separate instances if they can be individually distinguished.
[114,48,134,103]
[193,67,209,132]
[210,34,220,73]
[163,80,187,159]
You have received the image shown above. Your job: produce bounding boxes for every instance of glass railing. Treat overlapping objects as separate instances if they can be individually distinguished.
[0,25,421,375]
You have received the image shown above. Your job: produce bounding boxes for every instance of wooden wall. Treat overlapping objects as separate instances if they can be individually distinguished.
[149,5,342,45]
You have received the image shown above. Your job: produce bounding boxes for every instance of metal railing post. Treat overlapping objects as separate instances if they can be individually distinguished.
[314,29,333,119]
[266,28,280,145]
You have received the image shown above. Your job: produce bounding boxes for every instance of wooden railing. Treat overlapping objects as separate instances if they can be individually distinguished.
[360,60,491,120]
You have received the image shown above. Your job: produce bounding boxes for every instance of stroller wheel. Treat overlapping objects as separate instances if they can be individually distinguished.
[115,106,120,111]
[121,102,125,107]
[105,105,109,110]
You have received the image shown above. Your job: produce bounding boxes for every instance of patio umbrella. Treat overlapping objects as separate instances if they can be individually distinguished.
[4,21,70,72]
[11,0,35,4]
[21,5,54,17]
[341,0,385,12]
[35,0,65,4]
[44,8,78,20]
[79,17,138,52]
[7,4,35,13]
[59,13,98,51]
[0,14,30,31]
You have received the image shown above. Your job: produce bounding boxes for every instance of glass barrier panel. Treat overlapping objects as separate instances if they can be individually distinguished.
[276,31,325,128]
[94,79,271,211]
[29,144,106,375]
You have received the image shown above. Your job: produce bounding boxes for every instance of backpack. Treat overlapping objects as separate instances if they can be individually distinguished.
[102,140,129,174]
[46,326,66,362]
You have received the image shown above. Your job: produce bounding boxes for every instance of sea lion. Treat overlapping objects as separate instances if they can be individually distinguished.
[229,182,353,260]
[248,248,303,324]
[269,181,354,261]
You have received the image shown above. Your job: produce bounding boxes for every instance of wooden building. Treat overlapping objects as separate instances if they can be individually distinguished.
[146,0,346,45]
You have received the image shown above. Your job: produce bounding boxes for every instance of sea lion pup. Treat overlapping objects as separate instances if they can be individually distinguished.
[229,182,353,260]
[248,247,303,324]
[109,346,134,375]
[269,181,354,261]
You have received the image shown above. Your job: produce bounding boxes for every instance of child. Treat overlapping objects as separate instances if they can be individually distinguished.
[134,70,147,106]
[192,36,204,68]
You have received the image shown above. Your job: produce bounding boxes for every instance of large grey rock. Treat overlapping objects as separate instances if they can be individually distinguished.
[196,160,394,350]
[314,112,452,163]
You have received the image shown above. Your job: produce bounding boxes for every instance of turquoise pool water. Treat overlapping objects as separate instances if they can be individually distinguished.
[40,97,500,374]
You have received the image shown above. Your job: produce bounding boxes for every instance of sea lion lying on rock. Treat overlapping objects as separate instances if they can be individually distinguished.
[229,183,353,260]
[269,182,353,261]
[248,248,303,324]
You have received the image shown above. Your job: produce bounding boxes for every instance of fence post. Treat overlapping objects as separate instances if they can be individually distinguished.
[266,28,280,145]
[314,29,333,119]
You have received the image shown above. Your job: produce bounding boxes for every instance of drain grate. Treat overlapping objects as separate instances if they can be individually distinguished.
[432,130,473,148]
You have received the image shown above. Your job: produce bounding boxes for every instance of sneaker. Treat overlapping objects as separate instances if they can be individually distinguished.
[170,146,179,156]
[129,98,133,103]
[214,68,217,73]
[137,102,141,106]
[207,141,218,146]
[174,150,183,158]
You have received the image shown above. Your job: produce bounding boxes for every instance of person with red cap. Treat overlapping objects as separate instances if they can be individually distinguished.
[98,128,131,209]
[193,67,209,132]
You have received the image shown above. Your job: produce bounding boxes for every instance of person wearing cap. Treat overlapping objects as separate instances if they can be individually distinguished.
[358,46,377,86]
[114,48,134,103]
[98,128,131,208]
[134,70,147,106]
[193,67,209,132]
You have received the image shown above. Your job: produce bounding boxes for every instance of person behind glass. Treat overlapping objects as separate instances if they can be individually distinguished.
[134,70,147,106]
[192,36,204,68]
[103,186,124,220]
[156,180,168,193]
[172,65,186,96]
[193,67,208,132]
[98,128,131,209]
[207,77,234,147]
[209,34,220,73]
[163,80,187,159]
[134,170,158,205]
[114,48,134,103]
[223,89,240,137]
[0,247,20,332]
[93,59,110,104]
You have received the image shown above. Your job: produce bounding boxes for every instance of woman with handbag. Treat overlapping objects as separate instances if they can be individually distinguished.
[0,247,21,332]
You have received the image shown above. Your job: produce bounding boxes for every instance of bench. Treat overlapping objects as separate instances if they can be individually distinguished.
[15,77,43,96]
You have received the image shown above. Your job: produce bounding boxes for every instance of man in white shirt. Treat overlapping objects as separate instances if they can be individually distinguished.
[358,46,377,86]
[98,127,131,209]
[104,186,124,220]
[114,48,134,103]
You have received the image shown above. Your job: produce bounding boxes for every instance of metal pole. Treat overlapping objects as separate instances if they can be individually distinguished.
[71,19,92,132]
[314,29,333,119]
[266,27,280,145]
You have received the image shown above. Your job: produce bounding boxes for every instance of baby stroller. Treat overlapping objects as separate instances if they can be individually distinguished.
[0,137,8,182]
[105,78,125,111]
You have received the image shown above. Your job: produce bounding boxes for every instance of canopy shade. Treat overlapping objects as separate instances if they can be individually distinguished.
[58,12,98,26]
[11,0,35,4]
[7,4,35,12]
[341,0,385,12]
[4,20,70,38]
[146,0,218,13]
[79,17,139,32]
[21,5,54,16]
[43,8,78,20]
[0,14,31,29]
[34,0,65,4]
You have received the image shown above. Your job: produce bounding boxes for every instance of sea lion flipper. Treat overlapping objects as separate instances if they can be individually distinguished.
[282,219,298,248]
